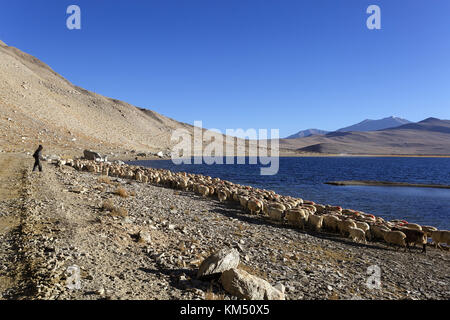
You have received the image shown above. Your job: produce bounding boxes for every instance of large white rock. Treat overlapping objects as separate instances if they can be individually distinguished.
[220,268,285,300]
[156,151,164,158]
[197,248,240,279]
[83,149,102,161]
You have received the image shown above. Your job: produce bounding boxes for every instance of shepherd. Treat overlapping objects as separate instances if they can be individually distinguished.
[32,144,43,172]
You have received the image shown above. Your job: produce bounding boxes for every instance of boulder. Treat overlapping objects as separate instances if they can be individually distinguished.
[220,268,285,300]
[197,248,240,279]
[156,151,164,158]
[138,231,152,244]
[83,150,102,161]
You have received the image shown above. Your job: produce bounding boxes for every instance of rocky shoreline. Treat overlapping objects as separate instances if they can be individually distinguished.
[0,153,449,300]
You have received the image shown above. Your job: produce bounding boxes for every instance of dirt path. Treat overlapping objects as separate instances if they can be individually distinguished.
[0,153,29,298]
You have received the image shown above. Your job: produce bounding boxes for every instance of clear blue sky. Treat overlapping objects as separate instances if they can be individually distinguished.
[1,0,449,137]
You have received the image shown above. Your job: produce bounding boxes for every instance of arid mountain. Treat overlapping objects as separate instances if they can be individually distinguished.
[0,40,263,157]
[336,116,412,132]
[284,129,329,139]
[280,118,450,155]
[0,40,196,156]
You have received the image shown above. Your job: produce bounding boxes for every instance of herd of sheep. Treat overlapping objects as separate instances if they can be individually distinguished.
[61,158,450,253]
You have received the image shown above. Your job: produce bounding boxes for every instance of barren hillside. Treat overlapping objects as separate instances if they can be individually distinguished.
[0,40,197,157]
[0,40,269,159]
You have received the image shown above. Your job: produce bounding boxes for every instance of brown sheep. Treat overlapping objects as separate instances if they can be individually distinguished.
[392,227,427,253]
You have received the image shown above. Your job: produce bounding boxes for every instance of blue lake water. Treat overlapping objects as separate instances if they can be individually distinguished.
[128,157,450,230]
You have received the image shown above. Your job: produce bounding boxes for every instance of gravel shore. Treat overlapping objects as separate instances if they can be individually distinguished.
[0,153,449,300]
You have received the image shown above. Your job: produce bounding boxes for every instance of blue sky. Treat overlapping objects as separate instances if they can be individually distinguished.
[1,0,449,137]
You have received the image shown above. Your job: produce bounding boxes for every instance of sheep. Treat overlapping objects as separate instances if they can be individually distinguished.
[355,221,371,240]
[261,201,269,216]
[217,190,227,202]
[307,214,323,232]
[268,207,284,222]
[224,189,232,199]
[404,223,422,231]
[302,205,317,214]
[313,204,326,214]
[337,219,356,236]
[239,196,249,210]
[285,208,309,230]
[361,213,376,223]
[328,205,342,213]
[269,202,286,211]
[322,214,340,232]
[431,230,450,250]
[135,171,143,182]
[392,227,427,253]
[247,198,262,215]
[370,224,390,241]
[348,227,366,244]
[421,226,438,238]
[197,185,210,197]
[381,230,407,250]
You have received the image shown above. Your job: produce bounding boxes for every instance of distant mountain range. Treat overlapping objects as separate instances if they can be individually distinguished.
[284,116,412,139]
[285,129,329,139]
[280,117,450,155]
[336,116,412,132]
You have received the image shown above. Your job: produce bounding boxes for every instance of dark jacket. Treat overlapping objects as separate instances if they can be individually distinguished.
[33,146,43,160]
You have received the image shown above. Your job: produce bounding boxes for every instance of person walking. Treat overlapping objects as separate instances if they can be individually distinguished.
[32,145,43,172]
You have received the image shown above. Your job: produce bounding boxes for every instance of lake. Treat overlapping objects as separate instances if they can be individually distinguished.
[128,157,450,230]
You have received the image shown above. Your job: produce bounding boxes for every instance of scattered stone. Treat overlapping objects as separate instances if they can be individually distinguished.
[220,268,285,300]
[138,231,152,244]
[197,248,240,279]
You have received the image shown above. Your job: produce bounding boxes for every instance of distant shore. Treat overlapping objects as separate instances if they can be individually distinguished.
[120,153,450,163]
[325,180,450,189]
[279,152,450,158]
